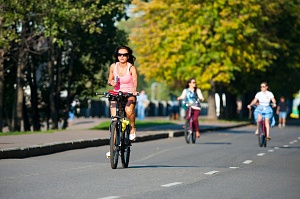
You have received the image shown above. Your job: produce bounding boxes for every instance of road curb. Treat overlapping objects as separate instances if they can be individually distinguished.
[0,123,250,159]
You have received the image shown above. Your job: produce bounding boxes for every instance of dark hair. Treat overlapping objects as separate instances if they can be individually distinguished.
[114,46,136,65]
[261,82,270,90]
[185,78,198,94]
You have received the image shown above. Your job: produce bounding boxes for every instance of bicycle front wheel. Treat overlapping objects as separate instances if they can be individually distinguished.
[121,124,131,168]
[191,122,196,144]
[184,119,191,144]
[258,122,265,147]
[110,121,120,169]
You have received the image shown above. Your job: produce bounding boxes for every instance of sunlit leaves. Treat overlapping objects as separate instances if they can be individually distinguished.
[130,0,279,90]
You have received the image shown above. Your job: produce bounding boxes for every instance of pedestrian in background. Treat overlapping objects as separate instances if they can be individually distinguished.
[169,93,179,120]
[276,96,288,127]
[137,89,149,120]
[68,97,80,125]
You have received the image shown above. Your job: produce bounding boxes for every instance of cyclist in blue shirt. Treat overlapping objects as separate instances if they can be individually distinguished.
[178,78,204,138]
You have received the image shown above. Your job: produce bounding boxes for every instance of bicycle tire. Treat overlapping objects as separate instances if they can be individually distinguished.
[258,122,265,147]
[121,124,131,168]
[184,119,191,144]
[110,121,120,169]
[191,122,196,144]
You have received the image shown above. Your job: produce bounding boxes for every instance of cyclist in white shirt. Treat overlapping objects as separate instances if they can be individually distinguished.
[247,82,276,140]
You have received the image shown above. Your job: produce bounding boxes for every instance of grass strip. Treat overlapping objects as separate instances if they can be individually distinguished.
[91,120,175,130]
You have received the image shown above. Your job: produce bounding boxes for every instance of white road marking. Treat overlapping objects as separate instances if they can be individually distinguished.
[98,196,120,199]
[274,147,279,149]
[293,140,298,143]
[161,182,183,187]
[298,137,300,140]
[205,171,219,175]
[283,145,289,148]
[243,160,252,164]
[229,167,239,169]
[289,141,294,144]
[268,150,274,152]
[257,153,265,156]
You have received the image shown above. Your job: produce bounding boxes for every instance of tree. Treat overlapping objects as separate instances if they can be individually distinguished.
[0,1,19,132]
[222,0,300,118]
[130,0,278,119]
[1,0,132,131]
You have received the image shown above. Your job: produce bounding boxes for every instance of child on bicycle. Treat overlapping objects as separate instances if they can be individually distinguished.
[247,82,276,140]
[177,78,204,138]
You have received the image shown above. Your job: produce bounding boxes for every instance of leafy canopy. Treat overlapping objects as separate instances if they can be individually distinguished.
[131,0,278,90]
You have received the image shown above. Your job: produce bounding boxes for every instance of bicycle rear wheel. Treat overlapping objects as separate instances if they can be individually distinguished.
[121,124,131,168]
[110,121,120,169]
[184,119,191,144]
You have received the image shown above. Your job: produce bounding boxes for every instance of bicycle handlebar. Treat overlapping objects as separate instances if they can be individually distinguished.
[181,100,200,106]
[248,103,276,109]
[95,90,138,99]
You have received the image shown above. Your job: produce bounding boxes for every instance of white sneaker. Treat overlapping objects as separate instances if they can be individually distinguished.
[106,151,110,158]
[278,124,282,128]
[129,133,136,141]
[255,130,258,135]
[282,123,285,127]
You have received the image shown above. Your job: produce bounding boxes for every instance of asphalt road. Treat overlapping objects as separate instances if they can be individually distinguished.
[0,125,299,199]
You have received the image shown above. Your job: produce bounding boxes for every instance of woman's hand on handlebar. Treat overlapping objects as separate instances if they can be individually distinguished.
[109,80,117,86]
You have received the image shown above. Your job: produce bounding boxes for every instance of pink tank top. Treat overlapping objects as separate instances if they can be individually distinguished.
[113,62,134,92]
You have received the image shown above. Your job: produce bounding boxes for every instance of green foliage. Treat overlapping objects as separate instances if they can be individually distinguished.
[130,0,291,93]
[1,0,132,131]
[91,120,175,130]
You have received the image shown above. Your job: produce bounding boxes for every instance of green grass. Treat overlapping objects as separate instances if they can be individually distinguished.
[1,118,250,136]
[0,130,54,136]
[91,120,175,130]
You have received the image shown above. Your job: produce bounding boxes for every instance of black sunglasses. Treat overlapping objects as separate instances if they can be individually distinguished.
[117,53,129,57]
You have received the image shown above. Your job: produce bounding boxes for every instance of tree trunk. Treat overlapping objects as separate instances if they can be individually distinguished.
[226,93,237,119]
[207,80,217,120]
[56,49,62,128]
[28,56,41,131]
[12,49,27,131]
[0,50,4,132]
[63,51,74,129]
[23,96,30,131]
[48,40,58,129]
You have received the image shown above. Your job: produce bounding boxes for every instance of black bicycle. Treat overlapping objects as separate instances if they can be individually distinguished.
[96,90,134,169]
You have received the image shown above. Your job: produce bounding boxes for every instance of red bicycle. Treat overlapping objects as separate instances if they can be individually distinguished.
[182,101,200,144]
[257,113,267,147]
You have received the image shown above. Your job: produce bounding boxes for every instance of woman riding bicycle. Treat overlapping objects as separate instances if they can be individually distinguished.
[177,78,204,138]
[247,82,276,140]
[107,46,138,141]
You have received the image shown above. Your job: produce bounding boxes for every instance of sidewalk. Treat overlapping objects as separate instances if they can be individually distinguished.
[0,117,251,159]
